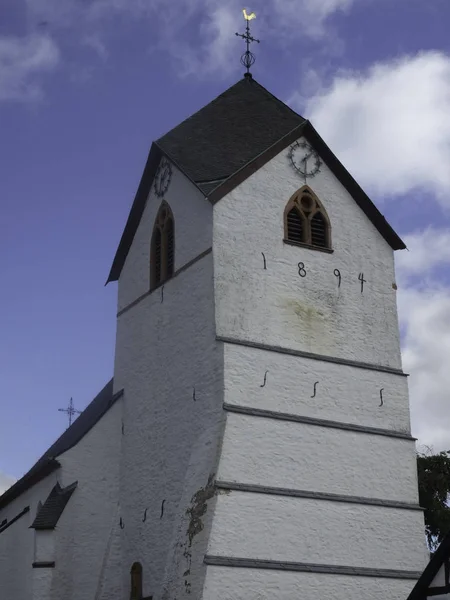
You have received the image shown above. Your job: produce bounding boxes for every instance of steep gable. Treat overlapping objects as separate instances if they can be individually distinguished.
[107,76,404,284]
[31,481,77,530]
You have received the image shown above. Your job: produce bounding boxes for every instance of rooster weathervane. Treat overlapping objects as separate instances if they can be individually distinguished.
[235,9,260,76]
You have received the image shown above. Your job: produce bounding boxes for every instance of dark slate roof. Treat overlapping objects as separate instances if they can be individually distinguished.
[107,75,405,283]
[0,379,123,511]
[157,76,305,184]
[407,534,450,599]
[31,482,77,530]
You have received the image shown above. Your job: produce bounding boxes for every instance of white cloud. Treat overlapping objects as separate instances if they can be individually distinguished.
[27,0,356,29]
[292,52,450,451]
[0,35,59,102]
[271,0,354,38]
[0,472,15,495]
[25,0,359,77]
[82,34,108,61]
[396,229,450,452]
[298,52,450,202]
[396,228,450,279]
[170,4,243,77]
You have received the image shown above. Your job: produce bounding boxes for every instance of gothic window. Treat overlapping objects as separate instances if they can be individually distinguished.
[130,562,143,600]
[284,186,331,250]
[150,202,175,289]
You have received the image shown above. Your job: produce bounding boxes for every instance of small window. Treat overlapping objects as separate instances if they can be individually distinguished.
[311,212,327,248]
[150,202,175,289]
[284,186,331,250]
[286,207,304,243]
[130,562,143,600]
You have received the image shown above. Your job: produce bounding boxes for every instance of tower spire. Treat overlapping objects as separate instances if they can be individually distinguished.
[235,9,260,77]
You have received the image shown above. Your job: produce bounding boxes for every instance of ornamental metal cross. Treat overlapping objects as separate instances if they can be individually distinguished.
[235,9,260,76]
[58,397,82,427]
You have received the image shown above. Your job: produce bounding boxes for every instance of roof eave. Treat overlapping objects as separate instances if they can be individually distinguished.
[208,122,308,205]
[0,458,60,512]
[107,113,405,285]
[106,144,207,284]
[305,123,406,251]
[0,385,122,513]
[106,144,161,284]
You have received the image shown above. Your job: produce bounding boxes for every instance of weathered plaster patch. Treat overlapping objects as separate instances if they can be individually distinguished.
[186,475,215,547]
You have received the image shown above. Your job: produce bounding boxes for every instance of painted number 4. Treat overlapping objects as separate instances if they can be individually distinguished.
[358,272,367,293]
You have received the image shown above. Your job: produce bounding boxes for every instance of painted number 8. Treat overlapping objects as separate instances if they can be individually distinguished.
[298,262,307,278]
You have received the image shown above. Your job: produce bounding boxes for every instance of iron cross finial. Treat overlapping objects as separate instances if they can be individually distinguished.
[235,8,260,77]
[58,397,82,428]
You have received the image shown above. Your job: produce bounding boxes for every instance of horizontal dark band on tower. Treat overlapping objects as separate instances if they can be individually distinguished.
[204,556,422,580]
[215,481,423,511]
[217,336,407,377]
[0,506,29,535]
[223,404,415,440]
[117,247,212,317]
[32,561,55,569]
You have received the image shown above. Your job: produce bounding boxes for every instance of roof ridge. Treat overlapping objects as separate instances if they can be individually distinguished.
[247,77,305,121]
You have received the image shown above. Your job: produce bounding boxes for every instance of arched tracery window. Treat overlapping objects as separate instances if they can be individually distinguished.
[284,186,331,250]
[130,562,143,600]
[150,202,175,289]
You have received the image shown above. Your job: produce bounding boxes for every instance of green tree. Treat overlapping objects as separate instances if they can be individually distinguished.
[417,450,450,552]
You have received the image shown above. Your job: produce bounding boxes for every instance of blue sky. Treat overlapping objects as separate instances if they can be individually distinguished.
[2,0,450,491]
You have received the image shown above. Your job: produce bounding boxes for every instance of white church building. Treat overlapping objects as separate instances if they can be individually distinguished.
[0,73,439,599]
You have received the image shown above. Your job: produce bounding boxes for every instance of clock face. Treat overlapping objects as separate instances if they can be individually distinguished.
[154,157,172,197]
[288,141,321,179]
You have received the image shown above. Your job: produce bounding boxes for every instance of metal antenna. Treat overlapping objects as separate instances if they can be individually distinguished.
[235,9,260,77]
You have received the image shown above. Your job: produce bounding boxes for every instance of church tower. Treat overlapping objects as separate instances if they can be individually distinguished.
[108,72,429,598]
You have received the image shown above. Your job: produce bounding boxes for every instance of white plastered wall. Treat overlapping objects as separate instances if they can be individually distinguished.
[208,137,428,599]
[224,344,412,433]
[213,136,402,369]
[202,566,421,600]
[117,161,213,312]
[114,160,224,600]
[52,396,123,600]
[218,412,420,503]
[0,472,58,600]
[207,491,426,570]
